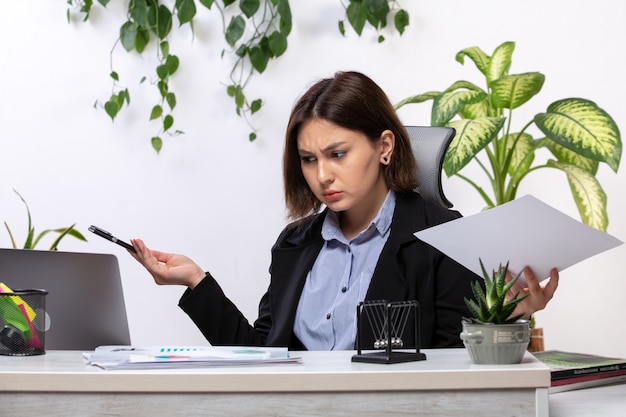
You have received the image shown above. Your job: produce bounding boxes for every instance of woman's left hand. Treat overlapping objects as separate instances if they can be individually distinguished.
[509,266,559,320]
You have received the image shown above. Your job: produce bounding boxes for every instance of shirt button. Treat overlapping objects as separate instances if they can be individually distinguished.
[326,313,331,320]
[341,286,347,293]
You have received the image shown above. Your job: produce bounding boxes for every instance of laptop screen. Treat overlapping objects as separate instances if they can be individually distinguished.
[0,248,131,350]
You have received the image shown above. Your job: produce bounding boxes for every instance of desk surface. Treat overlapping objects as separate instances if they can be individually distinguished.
[0,349,550,417]
[0,348,549,392]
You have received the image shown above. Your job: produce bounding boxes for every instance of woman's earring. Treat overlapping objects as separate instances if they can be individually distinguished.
[382,156,389,164]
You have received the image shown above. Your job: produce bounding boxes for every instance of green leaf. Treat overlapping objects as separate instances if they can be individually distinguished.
[198,0,215,9]
[226,84,237,97]
[455,46,490,79]
[158,80,168,96]
[444,117,505,176]
[250,99,262,114]
[502,132,534,181]
[377,35,384,43]
[547,160,608,231]
[150,105,163,120]
[130,0,149,27]
[163,114,174,131]
[165,54,179,75]
[394,91,440,110]
[176,0,197,25]
[240,0,260,18]
[160,41,170,57]
[268,31,288,57]
[120,21,138,51]
[223,0,236,6]
[110,71,119,81]
[225,15,245,46]
[365,0,390,29]
[491,72,545,110]
[249,46,269,73]
[346,2,367,35]
[277,0,292,35]
[487,41,515,85]
[166,92,177,110]
[534,98,622,171]
[338,20,346,36]
[104,100,119,120]
[156,63,168,80]
[432,85,487,126]
[152,136,163,153]
[249,132,257,141]
[135,27,150,53]
[148,4,172,39]
[544,139,598,175]
[394,9,409,34]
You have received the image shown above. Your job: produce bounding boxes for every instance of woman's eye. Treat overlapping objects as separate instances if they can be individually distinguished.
[332,151,346,159]
[300,156,316,163]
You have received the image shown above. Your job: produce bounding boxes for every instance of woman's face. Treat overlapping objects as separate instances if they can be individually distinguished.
[296,119,393,219]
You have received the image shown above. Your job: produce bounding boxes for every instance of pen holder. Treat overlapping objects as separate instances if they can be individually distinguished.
[0,289,48,356]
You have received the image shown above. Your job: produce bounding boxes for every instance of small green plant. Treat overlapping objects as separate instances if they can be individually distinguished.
[395,41,622,232]
[463,259,528,325]
[4,190,87,251]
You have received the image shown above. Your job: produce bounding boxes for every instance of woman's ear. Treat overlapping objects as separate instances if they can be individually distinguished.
[379,130,395,165]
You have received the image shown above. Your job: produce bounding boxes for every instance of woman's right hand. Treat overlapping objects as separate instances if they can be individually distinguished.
[128,238,206,289]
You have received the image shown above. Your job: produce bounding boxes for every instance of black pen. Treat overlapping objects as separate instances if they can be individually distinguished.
[88,225,136,253]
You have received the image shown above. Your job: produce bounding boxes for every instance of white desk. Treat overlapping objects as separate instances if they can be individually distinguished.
[0,349,550,417]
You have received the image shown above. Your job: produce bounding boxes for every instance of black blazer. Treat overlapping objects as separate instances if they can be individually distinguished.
[179,192,477,349]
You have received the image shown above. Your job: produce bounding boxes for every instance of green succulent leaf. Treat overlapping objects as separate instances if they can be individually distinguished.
[491,72,545,110]
[535,98,622,172]
[444,117,505,176]
[547,160,608,231]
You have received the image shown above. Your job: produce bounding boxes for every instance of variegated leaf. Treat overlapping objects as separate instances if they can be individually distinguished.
[455,46,490,78]
[460,99,490,119]
[444,117,505,176]
[491,72,545,109]
[547,160,608,231]
[432,88,486,126]
[535,98,622,172]
[394,91,440,110]
[544,139,598,175]
[487,41,515,85]
[501,132,534,180]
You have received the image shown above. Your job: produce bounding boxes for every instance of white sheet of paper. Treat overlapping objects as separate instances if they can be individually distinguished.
[414,195,623,286]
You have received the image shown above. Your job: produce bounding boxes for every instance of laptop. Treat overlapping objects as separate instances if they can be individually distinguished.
[0,248,131,350]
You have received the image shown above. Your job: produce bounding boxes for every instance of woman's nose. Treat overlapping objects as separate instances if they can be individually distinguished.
[317,160,333,184]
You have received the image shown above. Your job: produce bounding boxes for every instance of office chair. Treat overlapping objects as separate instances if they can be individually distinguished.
[405,126,456,209]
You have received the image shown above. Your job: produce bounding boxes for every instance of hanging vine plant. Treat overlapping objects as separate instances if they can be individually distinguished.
[65,0,409,153]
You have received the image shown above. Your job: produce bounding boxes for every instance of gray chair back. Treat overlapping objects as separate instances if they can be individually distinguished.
[405,126,455,209]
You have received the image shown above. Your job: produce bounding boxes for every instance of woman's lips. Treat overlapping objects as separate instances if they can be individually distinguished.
[323,190,342,201]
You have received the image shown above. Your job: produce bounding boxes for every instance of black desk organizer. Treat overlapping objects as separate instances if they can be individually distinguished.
[351,300,427,364]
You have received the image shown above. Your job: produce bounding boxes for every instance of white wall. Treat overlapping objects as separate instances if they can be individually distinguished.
[1,0,625,357]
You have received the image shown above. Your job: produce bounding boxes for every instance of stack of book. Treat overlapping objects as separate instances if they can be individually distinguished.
[533,350,626,393]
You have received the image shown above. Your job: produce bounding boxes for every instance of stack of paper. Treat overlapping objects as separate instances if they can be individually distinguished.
[84,345,302,370]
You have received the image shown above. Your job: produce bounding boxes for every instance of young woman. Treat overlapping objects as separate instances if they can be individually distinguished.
[130,71,559,350]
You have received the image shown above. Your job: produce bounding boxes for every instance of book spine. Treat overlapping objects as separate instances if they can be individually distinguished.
[552,363,626,381]
[552,369,626,386]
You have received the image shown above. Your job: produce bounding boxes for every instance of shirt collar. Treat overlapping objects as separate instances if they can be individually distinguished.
[321,190,396,242]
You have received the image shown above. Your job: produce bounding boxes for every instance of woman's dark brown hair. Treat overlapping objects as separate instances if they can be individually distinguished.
[283,71,418,220]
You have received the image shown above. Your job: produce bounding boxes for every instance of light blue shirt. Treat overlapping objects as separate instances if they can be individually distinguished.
[293,191,396,350]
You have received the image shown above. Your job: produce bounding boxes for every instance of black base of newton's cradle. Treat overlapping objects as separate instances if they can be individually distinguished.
[351,350,427,364]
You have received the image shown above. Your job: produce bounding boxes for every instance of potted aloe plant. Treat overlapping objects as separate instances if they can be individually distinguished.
[460,259,530,364]
[395,41,622,232]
